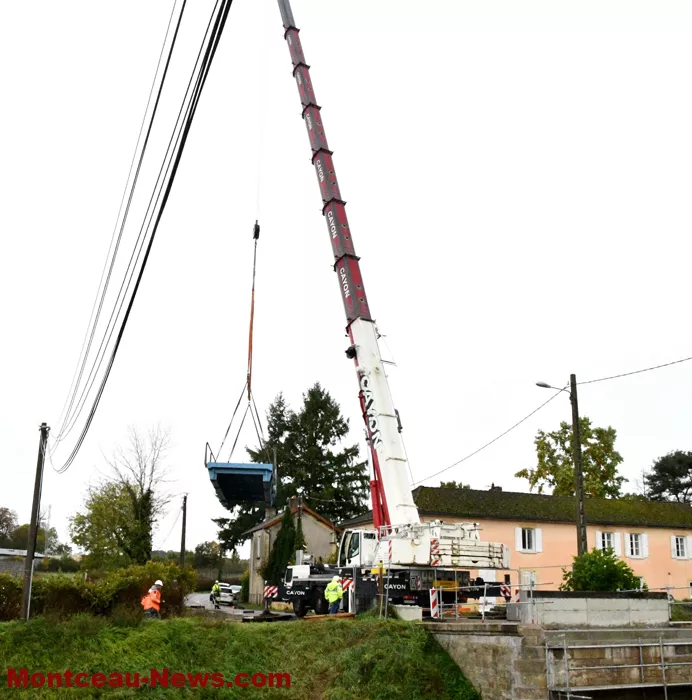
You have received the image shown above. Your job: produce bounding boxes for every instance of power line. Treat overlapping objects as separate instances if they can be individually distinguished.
[157,505,182,550]
[53,0,187,445]
[579,354,692,386]
[55,0,206,446]
[414,351,692,486]
[411,389,564,486]
[53,0,234,473]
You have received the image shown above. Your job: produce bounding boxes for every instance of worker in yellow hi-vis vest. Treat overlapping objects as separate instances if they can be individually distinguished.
[324,575,343,615]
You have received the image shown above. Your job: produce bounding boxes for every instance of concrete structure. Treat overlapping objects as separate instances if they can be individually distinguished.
[426,621,692,699]
[243,498,340,604]
[507,591,669,628]
[0,548,48,577]
[341,486,692,598]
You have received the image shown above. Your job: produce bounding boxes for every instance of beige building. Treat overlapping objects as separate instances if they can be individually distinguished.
[244,497,340,604]
[340,486,692,599]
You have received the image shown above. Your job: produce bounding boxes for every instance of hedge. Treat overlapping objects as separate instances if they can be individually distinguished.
[0,562,197,621]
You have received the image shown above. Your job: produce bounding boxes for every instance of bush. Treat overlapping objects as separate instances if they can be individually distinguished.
[240,569,249,603]
[41,555,80,573]
[0,575,21,621]
[560,547,645,592]
[0,562,197,621]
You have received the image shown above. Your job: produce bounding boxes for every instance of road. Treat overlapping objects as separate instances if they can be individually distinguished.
[184,593,296,621]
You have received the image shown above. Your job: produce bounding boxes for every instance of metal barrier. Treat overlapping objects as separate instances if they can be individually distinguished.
[546,638,692,699]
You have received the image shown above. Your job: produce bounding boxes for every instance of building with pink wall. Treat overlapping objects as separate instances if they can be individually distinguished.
[341,486,692,599]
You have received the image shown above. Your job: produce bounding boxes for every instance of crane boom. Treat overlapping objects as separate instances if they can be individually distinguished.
[277,0,419,527]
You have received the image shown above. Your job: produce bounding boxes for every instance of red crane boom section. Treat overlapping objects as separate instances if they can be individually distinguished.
[278,1,388,530]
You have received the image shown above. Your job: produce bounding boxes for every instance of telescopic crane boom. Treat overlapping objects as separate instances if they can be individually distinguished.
[277,0,418,530]
[274,3,506,614]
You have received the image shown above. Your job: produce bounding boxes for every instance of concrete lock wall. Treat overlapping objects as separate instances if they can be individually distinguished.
[427,622,692,700]
[507,591,669,627]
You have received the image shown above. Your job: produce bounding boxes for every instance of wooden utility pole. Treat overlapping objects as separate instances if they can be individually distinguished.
[570,374,588,556]
[179,495,187,568]
[22,423,50,620]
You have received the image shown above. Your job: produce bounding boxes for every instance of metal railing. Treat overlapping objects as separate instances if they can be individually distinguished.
[546,638,692,699]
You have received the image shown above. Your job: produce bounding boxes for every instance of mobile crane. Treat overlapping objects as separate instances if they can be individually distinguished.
[273,0,508,617]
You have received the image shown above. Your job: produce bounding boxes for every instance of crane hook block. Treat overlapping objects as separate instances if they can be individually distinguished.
[253,220,260,240]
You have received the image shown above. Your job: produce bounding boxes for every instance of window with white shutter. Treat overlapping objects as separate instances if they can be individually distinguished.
[627,533,644,558]
[515,527,538,553]
[672,535,688,559]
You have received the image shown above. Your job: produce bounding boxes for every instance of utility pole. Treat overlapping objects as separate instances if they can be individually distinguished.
[22,423,50,620]
[570,374,588,556]
[179,495,187,568]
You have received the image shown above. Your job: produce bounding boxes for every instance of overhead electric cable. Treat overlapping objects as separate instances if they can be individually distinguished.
[54,0,187,443]
[578,354,692,385]
[413,351,692,486]
[411,389,564,486]
[54,0,234,473]
[56,0,218,445]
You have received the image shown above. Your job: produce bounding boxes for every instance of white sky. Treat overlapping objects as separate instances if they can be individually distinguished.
[2,0,691,558]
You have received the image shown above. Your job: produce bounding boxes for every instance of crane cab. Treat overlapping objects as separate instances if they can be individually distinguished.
[337,529,379,568]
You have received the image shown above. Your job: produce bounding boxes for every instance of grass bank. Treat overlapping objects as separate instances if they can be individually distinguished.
[0,615,479,699]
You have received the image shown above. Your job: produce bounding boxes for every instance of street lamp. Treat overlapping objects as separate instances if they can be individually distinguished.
[536,375,588,556]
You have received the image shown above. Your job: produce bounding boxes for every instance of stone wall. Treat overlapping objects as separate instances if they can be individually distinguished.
[427,622,547,700]
[0,559,28,577]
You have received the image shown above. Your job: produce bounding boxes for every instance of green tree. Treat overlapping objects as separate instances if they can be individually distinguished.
[439,481,470,489]
[294,507,306,553]
[0,508,18,547]
[644,451,692,503]
[560,548,645,592]
[70,428,170,569]
[194,541,223,569]
[515,417,625,498]
[261,506,297,586]
[216,385,368,553]
[69,482,134,569]
[7,524,59,554]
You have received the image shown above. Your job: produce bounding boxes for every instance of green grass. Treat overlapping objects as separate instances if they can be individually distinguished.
[0,615,480,699]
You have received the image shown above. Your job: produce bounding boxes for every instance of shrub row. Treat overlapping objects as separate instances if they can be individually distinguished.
[0,562,197,621]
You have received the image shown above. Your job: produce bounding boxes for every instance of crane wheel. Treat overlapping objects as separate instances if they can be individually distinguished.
[293,599,307,618]
[314,591,328,615]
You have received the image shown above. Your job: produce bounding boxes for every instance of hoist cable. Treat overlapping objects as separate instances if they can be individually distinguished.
[227,403,250,462]
[54,0,234,473]
[54,0,186,444]
[246,227,259,401]
[216,381,248,459]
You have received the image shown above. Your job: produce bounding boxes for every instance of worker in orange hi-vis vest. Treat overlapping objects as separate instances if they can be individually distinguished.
[141,580,163,619]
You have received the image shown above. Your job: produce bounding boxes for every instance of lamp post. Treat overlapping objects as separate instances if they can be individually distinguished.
[536,375,588,556]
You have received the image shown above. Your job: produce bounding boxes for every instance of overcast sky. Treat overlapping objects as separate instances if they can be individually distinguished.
[2,0,691,559]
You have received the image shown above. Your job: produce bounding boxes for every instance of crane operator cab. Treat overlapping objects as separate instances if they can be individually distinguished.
[337,529,378,568]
